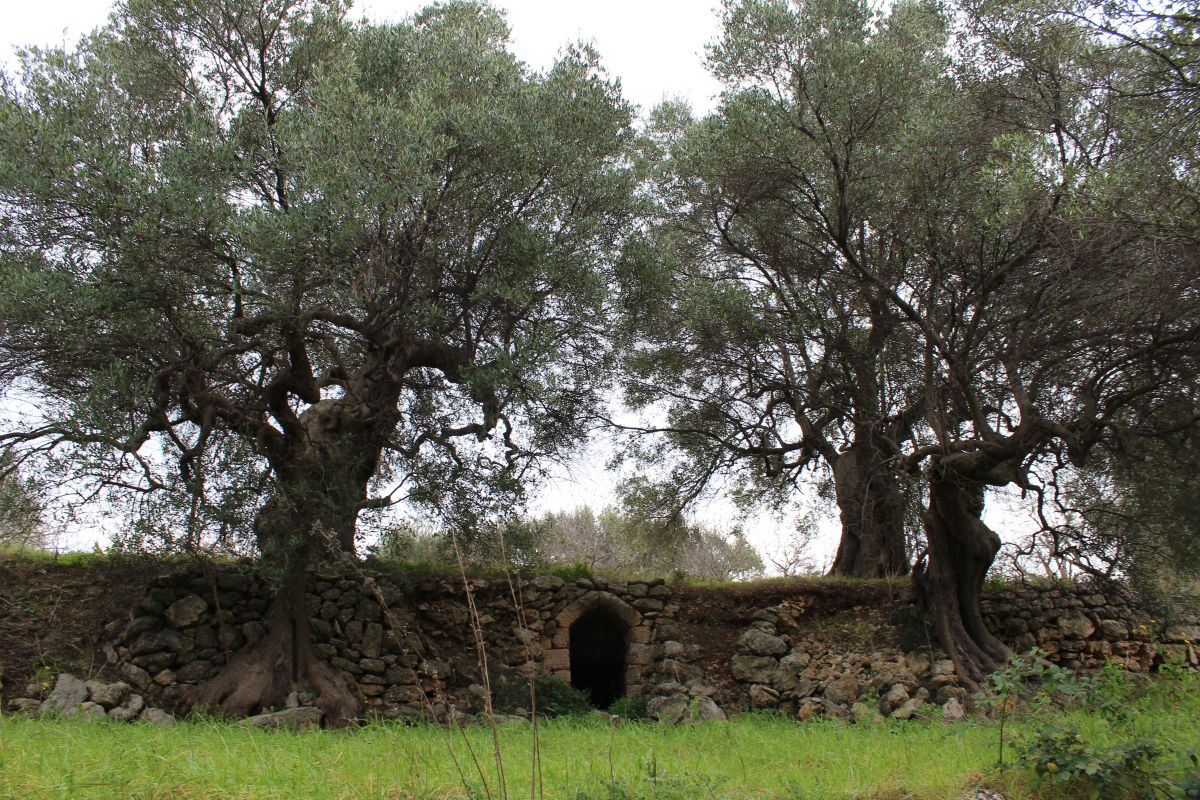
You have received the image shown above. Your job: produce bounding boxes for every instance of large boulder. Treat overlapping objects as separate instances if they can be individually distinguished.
[646,695,689,725]
[77,701,107,720]
[107,694,146,722]
[851,701,882,725]
[122,616,161,640]
[140,708,175,726]
[244,706,323,731]
[890,688,930,720]
[930,659,956,676]
[738,629,788,657]
[748,684,780,709]
[646,694,725,724]
[731,654,780,684]
[165,594,209,628]
[86,680,130,709]
[890,697,923,720]
[871,664,919,694]
[7,698,42,715]
[129,629,185,657]
[1058,611,1096,640]
[40,673,89,716]
[823,674,860,706]
[531,575,564,591]
[1098,619,1129,641]
[941,697,965,723]
[120,663,152,690]
[175,660,214,683]
[692,697,726,722]
[1165,624,1200,643]
[386,685,424,704]
[879,683,910,716]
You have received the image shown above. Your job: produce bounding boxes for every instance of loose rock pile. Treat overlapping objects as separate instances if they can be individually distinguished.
[729,604,968,722]
[643,639,726,723]
[6,673,174,724]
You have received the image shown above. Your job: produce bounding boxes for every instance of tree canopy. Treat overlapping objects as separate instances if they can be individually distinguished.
[619,0,945,577]
[0,0,637,545]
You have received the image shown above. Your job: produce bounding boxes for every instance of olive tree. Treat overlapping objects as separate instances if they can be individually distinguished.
[894,0,1200,686]
[629,0,1200,686]
[0,0,636,722]
[620,0,954,578]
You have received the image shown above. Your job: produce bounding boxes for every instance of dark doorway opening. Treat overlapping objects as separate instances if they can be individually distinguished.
[569,608,628,708]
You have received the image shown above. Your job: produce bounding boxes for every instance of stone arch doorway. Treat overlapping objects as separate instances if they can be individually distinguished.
[543,591,651,703]
[569,608,628,708]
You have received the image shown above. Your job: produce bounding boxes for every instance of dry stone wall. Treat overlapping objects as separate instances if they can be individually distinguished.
[717,584,1199,724]
[101,566,675,722]
[980,583,1198,671]
[5,559,1197,726]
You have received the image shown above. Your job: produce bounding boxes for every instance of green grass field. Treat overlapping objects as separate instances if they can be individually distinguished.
[2,673,1199,800]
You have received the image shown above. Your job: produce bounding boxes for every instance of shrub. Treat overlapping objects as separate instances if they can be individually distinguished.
[543,562,594,582]
[1018,722,1179,799]
[608,694,649,721]
[495,675,593,718]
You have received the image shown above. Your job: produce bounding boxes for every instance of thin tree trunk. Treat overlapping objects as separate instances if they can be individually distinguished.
[915,462,1009,691]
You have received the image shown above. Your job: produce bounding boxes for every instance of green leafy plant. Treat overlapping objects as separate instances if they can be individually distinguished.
[982,651,1033,767]
[1082,662,1138,727]
[495,675,593,718]
[1174,752,1200,799]
[1018,722,1177,799]
[543,562,594,582]
[608,694,649,721]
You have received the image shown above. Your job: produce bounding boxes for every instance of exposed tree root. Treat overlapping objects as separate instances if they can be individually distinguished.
[184,572,362,726]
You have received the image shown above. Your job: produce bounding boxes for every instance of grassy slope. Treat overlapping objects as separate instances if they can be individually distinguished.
[2,678,1198,800]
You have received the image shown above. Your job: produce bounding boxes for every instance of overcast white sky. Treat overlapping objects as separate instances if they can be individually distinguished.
[0,0,726,115]
[0,0,1041,564]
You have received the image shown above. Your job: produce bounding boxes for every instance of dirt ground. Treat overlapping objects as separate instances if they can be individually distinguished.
[0,554,159,696]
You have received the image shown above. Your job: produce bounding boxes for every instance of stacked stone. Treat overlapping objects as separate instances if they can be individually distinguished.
[642,638,725,723]
[110,570,271,708]
[105,568,509,721]
[730,607,792,711]
[536,575,664,694]
[307,570,443,721]
[981,584,1200,670]
[99,566,673,722]
[728,604,967,723]
[14,559,1196,727]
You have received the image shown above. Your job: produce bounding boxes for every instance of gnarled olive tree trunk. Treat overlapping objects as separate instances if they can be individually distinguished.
[828,438,910,578]
[185,399,392,726]
[914,459,1010,690]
